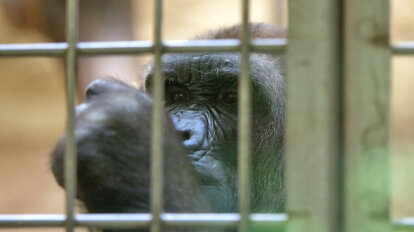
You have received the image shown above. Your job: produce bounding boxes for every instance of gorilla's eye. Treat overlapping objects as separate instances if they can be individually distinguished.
[174,92,187,102]
[223,92,238,104]
[170,90,189,103]
[166,86,190,104]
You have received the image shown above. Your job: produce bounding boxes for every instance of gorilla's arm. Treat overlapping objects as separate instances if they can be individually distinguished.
[51,79,210,214]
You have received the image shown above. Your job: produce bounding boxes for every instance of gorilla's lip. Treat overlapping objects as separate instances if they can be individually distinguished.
[187,146,217,161]
[188,149,208,161]
[192,155,225,186]
[196,167,221,186]
[199,173,220,186]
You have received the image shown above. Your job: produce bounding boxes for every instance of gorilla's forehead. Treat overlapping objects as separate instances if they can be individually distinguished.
[161,53,241,84]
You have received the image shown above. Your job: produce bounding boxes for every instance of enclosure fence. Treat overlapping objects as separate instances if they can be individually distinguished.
[0,0,414,232]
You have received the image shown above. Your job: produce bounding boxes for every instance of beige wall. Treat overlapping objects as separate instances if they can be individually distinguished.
[133,0,284,40]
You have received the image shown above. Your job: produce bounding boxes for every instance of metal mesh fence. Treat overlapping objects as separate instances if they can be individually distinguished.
[0,0,413,231]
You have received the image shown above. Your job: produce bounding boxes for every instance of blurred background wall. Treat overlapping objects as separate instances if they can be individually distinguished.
[0,1,412,231]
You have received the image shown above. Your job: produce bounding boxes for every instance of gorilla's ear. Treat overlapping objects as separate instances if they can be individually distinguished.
[141,62,154,92]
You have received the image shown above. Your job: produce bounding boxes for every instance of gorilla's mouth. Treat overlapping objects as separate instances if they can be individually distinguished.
[192,155,226,186]
[188,149,209,161]
[199,173,220,186]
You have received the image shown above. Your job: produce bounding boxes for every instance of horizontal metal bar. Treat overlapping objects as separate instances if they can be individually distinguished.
[250,38,287,53]
[0,215,65,227]
[78,40,152,55]
[5,40,414,57]
[393,217,414,231]
[76,214,151,229]
[0,213,287,229]
[391,41,414,55]
[0,43,67,56]
[162,213,287,228]
[79,213,288,229]
[2,214,413,230]
[164,39,240,53]
[0,39,287,57]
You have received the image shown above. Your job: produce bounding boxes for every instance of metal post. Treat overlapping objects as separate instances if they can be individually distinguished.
[275,0,286,27]
[150,0,164,232]
[64,0,79,232]
[343,1,391,232]
[65,0,78,232]
[238,0,251,231]
[286,1,342,232]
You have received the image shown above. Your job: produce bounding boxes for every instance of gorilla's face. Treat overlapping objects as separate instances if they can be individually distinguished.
[144,53,285,212]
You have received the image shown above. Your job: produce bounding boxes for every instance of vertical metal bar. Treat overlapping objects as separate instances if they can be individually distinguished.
[286,1,342,232]
[151,0,164,232]
[65,0,79,232]
[238,0,251,231]
[343,1,391,232]
[275,0,286,27]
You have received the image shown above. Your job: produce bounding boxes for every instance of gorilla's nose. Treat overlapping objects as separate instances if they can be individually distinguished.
[174,117,207,151]
[85,79,129,100]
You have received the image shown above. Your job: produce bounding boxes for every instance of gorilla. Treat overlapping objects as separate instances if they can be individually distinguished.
[51,23,286,231]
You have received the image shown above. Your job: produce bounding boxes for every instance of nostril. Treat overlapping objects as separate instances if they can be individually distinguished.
[181,128,205,151]
[181,130,191,141]
[174,119,206,150]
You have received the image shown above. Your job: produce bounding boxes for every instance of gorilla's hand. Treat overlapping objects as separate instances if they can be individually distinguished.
[51,79,208,214]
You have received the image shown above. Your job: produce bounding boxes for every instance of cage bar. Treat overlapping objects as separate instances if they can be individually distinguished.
[64,0,79,232]
[3,39,414,57]
[3,214,414,230]
[0,213,287,229]
[286,1,342,232]
[275,0,286,27]
[5,39,414,57]
[0,0,411,231]
[393,218,414,231]
[2,214,414,231]
[343,1,391,232]
[150,0,164,232]
[0,43,67,56]
[76,214,151,229]
[391,42,414,55]
[237,0,252,231]
[0,39,286,57]
[0,215,65,227]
